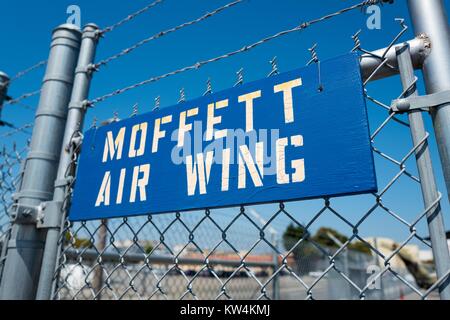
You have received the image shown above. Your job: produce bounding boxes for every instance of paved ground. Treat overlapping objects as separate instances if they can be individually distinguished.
[58,267,435,300]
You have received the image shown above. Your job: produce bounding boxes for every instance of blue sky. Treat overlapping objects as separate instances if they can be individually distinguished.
[1,0,450,248]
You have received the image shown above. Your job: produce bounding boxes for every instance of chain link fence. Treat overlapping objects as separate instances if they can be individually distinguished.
[0,0,449,300]
[50,19,448,299]
[0,142,28,278]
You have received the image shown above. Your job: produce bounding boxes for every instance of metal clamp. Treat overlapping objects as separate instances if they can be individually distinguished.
[70,132,83,147]
[54,177,72,188]
[75,64,98,76]
[10,202,44,224]
[36,201,63,229]
[391,90,450,113]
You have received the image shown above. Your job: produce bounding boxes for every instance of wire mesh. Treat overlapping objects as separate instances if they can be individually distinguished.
[0,0,448,301]
[51,18,449,300]
[0,142,28,281]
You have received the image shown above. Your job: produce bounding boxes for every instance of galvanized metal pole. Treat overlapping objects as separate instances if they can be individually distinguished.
[92,219,108,299]
[0,24,81,300]
[360,37,429,83]
[36,24,99,300]
[372,238,385,300]
[396,44,450,300]
[272,236,280,300]
[407,0,450,204]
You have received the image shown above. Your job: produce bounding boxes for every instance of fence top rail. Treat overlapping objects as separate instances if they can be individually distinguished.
[360,36,429,81]
[64,248,276,268]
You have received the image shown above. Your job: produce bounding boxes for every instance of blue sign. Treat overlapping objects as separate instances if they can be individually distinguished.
[69,53,377,221]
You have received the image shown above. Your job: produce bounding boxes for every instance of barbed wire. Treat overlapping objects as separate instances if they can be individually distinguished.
[1,61,45,110]
[0,123,33,138]
[50,13,450,300]
[101,0,164,34]
[89,0,391,106]
[9,60,47,83]
[7,100,35,111]
[95,0,245,69]
[1,0,446,301]
[6,89,41,106]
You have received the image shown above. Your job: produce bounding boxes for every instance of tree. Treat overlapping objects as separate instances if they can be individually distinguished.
[348,240,371,255]
[283,224,307,246]
[312,227,348,248]
[144,241,154,254]
[64,232,93,249]
[283,225,371,255]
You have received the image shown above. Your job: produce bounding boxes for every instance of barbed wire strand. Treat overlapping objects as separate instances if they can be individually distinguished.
[1,61,45,109]
[0,123,33,138]
[8,60,47,83]
[8,100,36,111]
[6,89,41,105]
[101,0,164,34]
[89,0,389,106]
[2,0,172,109]
[0,1,165,107]
[0,0,162,107]
[3,1,166,86]
[96,0,245,69]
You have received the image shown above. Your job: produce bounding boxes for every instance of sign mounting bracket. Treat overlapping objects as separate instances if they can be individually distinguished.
[390,90,450,113]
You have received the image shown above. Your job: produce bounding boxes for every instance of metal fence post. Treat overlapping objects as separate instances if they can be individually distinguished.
[272,237,280,300]
[0,72,9,118]
[396,44,450,300]
[36,23,99,300]
[407,0,450,204]
[0,24,81,300]
[92,219,108,299]
[373,238,385,300]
